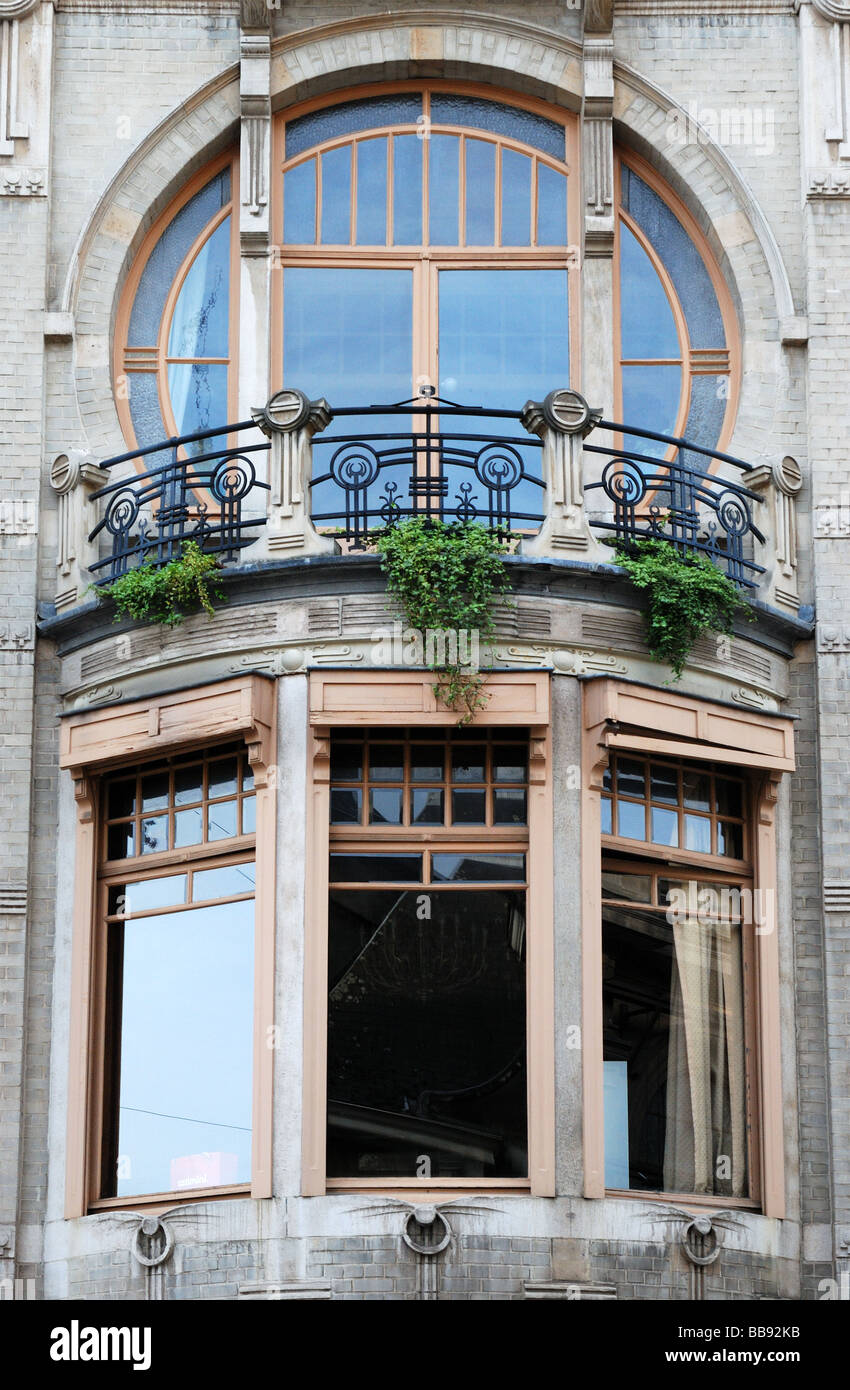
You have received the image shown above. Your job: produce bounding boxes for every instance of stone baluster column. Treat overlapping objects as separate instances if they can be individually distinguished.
[49,450,108,609]
[249,389,338,557]
[745,456,803,614]
[520,388,608,559]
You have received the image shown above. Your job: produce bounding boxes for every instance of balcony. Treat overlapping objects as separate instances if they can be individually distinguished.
[48,388,805,623]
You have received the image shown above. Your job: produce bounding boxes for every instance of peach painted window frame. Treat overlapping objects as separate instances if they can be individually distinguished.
[60,676,277,1218]
[302,670,554,1198]
[581,679,795,1219]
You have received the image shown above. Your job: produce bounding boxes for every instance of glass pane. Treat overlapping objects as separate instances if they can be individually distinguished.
[168,216,230,358]
[140,814,169,855]
[429,133,460,245]
[242,759,254,792]
[493,788,527,824]
[464,137,495,245]
[369,788,403,825]
[650,763,678,806]
[174,806,203,848]
[356,137,387,245]
[141,772,169,813]
[285,94,423,160]
[411,788,444,825]
[617,758,646,799]
[685,814,712,855]
[536,163,567,245]
[602,904,747,1196]
[430,93,565,159]
[716,777,743,818]
[209,757,238,799]
[500,148,532,246]
[431,854,526,883]
[329,854,422,883]
[601,796,613,834]
[451,746,485,782]
[111,900,253,1197]
[392,134,422,245]
[682,768,711,812]
[283,159,316,243]
[193,863,256,900]
[330,788,362,824]
[410,745,444,781]
[368,745,404,781]
[617,800,646,841]
[128,169,230,346]
[166,362,228,443]
[108,778,136,820]
[660,879,744,922]
[108,822,136,860]
[320,144,352,244]
[174,765,202,806]
[207,799,238,841]
[241,794,256,835]
[126,372,167,451]
[330,743,363,782]
[619,222,679,360]
[651,806,679,847]
[110,875,187,915]
[621,364,682,460]
[601,871,652,903]
[452,789,486,824]
[717,821,743,859]
[493,746,527,782]
[681,374,728,460]
[327,889,527,1177]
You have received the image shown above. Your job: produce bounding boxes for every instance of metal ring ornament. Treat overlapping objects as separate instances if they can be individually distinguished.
[211,454,256,503]
[474,443,523,492]
[104,489,140,535]
[601,457,647,507]
[130,1217,175,1269]
[681,1218,721,1267]
[402,1206,452,1256]
[329,442,381,491]
[716,491,750,537]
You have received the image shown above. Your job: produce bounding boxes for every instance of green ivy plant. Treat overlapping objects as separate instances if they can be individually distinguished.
[372,517,515,724]
[95,540,226,628]
[614,537,754,679]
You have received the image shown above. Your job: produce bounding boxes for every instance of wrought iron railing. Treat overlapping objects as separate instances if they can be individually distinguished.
[584,421,766,589]
[310,395,544,549]
[88,421,270,584]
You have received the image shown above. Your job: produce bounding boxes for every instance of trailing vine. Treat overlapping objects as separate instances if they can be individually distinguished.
[614,537,754,679]
[95,540,226,628]
[373,518,515,724]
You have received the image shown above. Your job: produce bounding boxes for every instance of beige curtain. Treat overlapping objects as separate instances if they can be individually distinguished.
[663,918,746,1196]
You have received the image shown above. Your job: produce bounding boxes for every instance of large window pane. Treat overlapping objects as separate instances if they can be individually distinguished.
[320,145,352,244]
[327,889,527,1178]
[428,133,460,245]
[283,159,316,244]
[108,899,254,1198]
[500,148,532,246]
[392,134,422,244]
[356,137,388,245]
[602,905,747,1196]
[464,137,495,246]
[619,222,679,360]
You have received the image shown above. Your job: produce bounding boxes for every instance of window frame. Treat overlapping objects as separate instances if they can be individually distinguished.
[61,676,276,1218]
[582,679,794,1217]
[303,670,553,1198]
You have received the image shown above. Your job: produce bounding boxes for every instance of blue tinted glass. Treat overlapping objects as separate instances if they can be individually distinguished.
[429,94,565,160]
[680,372,729,459]
[501,149,532,246]
[285,95,423,159]
[621,364,682,459]
[126,372,167,448]
[284,160,316,243]
[393,134,422,244]
[619,222,679,360]
[167,362,229,447]
[429,134,459,244]
[622,168,724,349]
[537,163,567,246]
[168,216,230,358]
[128,170,229,346]
[284,268,413,528]
[321,145,352,243]
[114,900,253,1197]
[356,137,388,245]
[465,137,495,245]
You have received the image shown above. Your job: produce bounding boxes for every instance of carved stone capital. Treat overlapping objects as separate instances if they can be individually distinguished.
[811,0,850,20]
[49,450,108,608]
[252,388,331,438]
[249,391,336,559]
[521,391,607,560]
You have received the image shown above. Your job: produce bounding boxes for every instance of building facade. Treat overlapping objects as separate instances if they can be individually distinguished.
[1,0,848,1301]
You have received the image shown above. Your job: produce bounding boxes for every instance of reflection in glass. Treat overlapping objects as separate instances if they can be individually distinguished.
[110,876,187,915]
[493,788,527,824]
[108,822,136,860]
[329,854,422,883]
[617,800,646,841]
[465,138,495,245]
[369,788,403,825]
[431,854,525,883]
[500,148,532,246]
[369,745,404,781]
[392,134,422,245]
[168,217,230,358]
[283,160,316,243]
[141,815,169,855]
[651,806,679,847]
[321,145,351,244]
[356,138,387,245]
[429,134,460,244]
[452,789,486,824]
[685,814,711,855]
[619,222,679,360]
[207,800,237,842]
[411,789,444,825]
[174,766,202,806]
[327,889,527,1177]
[537,164,567,245]
[193,862,256,901]
[108,899,254,1197]
[174,807,203,849]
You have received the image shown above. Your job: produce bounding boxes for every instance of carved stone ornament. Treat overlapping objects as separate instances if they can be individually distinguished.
[584,0,614,33]
[811,1,850,19]
[0,2,42,18]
